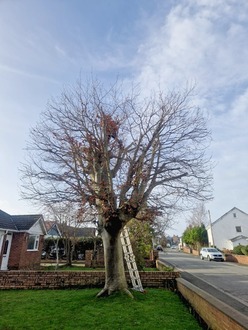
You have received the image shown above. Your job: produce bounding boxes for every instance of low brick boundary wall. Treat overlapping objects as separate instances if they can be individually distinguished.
[183,247,191,254]
[0,271,180,290]
[192,249,200,256]
[225,254,248,265]
[177,278,248,330]
[182,248,200,256]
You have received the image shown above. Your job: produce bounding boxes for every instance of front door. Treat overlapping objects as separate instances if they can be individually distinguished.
[0,233,12,270]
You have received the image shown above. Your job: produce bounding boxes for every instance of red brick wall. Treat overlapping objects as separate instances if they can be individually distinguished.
[8,233,25,269]
[183,247,191,254]
[225,254,248,265]
[8,233,44,270]
[0,271,179,289]
[192,249,200,256]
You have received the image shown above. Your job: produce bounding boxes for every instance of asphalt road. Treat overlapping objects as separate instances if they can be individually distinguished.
[159,249,248,315]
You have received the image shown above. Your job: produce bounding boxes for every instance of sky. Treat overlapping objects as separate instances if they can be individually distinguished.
[0,0,248,236]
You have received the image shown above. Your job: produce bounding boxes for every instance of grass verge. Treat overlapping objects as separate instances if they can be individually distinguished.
[40,265,158,271]
[0,288,201,330]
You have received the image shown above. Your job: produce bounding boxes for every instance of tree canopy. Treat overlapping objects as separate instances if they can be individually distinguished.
[21,78,212,295]
[182,224,208,250]
[21,79,212,221]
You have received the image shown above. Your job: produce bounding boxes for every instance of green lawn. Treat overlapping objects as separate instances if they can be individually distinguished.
[40,265,159,272]
[0,289,201,330]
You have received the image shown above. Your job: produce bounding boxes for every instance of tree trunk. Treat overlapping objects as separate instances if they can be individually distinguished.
[55,238,59,270]
[64,238,72,266]
[97,228,132,297]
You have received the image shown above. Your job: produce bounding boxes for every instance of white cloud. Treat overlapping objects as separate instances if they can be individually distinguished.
[135,1,248,95]
[0,0,248,233]
[231,88,248,117]
[132,0,248,225]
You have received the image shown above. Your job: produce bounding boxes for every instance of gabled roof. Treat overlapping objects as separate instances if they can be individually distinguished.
[211,207,248,227]
[229,235,248,242]
[0,210,17,231]
[46,222,61,237]
[0,209,45,233]
[45,221,96,238]
[12,214,43,231]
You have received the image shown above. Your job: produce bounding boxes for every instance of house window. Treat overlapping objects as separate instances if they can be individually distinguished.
[233,213,237,218]
[27,235,39,250]
[3,240,9,255]
[235,226,242,233]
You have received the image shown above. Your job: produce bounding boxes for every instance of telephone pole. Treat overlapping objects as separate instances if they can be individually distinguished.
[208,210,215,247]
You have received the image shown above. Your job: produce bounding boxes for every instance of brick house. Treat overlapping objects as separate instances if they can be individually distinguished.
[0,209,46,270]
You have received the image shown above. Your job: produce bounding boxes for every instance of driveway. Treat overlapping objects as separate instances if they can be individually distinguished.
[159,249,248,315]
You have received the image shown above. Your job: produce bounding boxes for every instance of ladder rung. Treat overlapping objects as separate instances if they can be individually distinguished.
[120,226,144,292]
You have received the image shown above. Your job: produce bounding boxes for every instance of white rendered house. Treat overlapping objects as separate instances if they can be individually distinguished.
[207,207,248,250]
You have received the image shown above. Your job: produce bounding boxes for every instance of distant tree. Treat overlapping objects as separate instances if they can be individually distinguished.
[182,227,192,246]
[21,78,212,296]
[186,202,208,227]
[182,223,208,250]
[152,214,173,244]
[158,234,169,248]
[45,202,95,267]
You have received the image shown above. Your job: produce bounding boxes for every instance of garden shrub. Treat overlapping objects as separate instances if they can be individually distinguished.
[127,219,153,270]
[241,245,248,256]
[232,245,245,255]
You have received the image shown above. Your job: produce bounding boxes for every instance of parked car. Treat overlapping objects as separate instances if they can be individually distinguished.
[170,245,178,249]
[200,247,224,262]
[49,247,66,259]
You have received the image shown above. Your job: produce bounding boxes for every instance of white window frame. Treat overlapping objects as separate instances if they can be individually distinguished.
[27,235,39,251]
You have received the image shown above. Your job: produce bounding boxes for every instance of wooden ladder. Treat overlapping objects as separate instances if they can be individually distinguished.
[120,226,144,292]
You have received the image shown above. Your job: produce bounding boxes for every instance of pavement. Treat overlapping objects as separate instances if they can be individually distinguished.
[180,270,248,316]
[160,257,248,322]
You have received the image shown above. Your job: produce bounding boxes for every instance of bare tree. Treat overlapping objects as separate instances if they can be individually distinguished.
[152,214,174,241]
[21,78,212,296]
[186,202,208,227]
[45,202,95,267]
